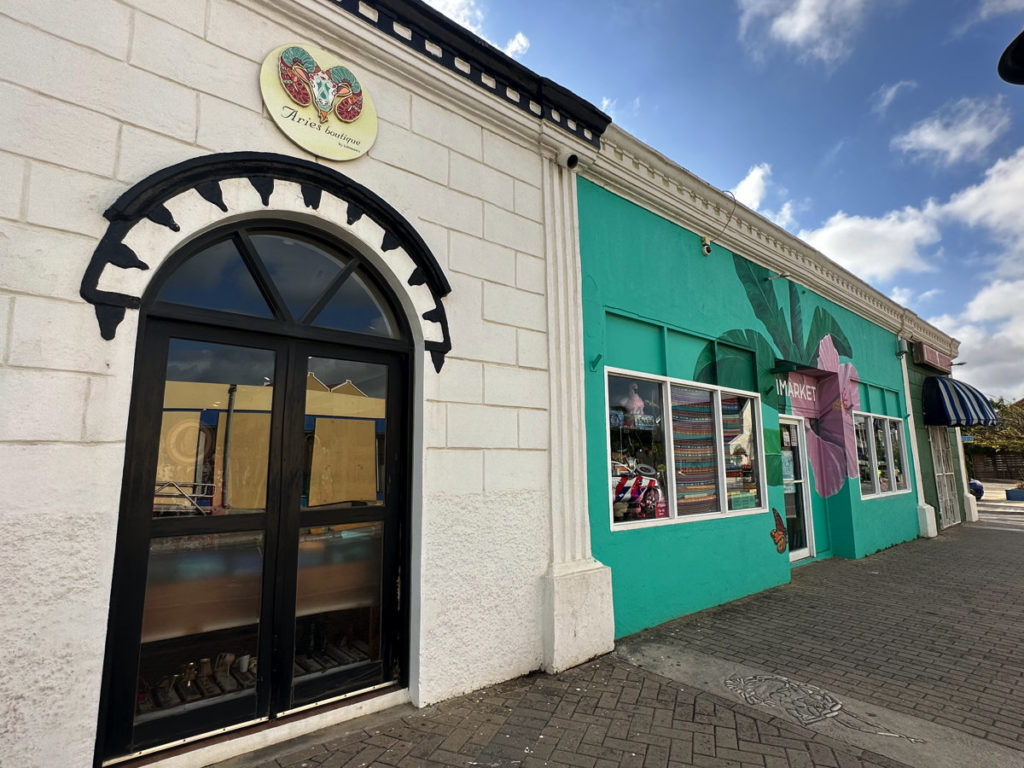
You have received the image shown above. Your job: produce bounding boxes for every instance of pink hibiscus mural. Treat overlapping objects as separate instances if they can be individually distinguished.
[787,336,860,497]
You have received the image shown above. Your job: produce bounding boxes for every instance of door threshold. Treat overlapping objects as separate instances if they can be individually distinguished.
[104,683,407,768]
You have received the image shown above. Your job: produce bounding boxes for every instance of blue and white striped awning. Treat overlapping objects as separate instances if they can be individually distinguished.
[922,376,998,427]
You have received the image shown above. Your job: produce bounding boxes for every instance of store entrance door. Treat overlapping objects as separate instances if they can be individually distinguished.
[99,224,411,762]
[929,426,961,529]
[780,418,814,561]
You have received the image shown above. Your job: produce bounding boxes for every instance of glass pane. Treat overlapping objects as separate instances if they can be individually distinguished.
[889,420,909,490]
[855,415,875,495]
[721,395,762,510]
[608,375,668,523]
[293,523,382,690]
[249,234,346,320]
[135,532,263,723]
[304,357,388,508]
[157,239,272,318]
[314,269,398,337]
[155,340,275,518]
[874,417,892,492]
[671,384,720,515]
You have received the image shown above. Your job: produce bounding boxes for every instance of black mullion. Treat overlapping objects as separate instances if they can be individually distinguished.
[297,505,396,528]
[236,230,294,323]
[151,512,266,538]
[387,353,410,686]
[97,322,171,760]
[269,340,308,714]
[300,257,361,325]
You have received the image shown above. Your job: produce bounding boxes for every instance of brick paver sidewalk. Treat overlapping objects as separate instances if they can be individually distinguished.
[216,657,909,768]
[642,524,1024,754]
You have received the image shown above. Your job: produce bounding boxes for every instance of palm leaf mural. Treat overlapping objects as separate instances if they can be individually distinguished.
[693,253,862,500]
[803,306,852,361]
[733,255,798,361]
[789,282,804,359]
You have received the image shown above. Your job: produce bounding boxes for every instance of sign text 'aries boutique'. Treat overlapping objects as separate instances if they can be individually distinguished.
[260,43,378,161]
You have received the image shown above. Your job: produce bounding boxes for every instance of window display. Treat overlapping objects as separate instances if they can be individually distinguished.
[134,532,263,722]
[608,375,667,522]
[854,412,909,497]
[607,370,765,526]
[721,395,762,510]
[672,385,719,515]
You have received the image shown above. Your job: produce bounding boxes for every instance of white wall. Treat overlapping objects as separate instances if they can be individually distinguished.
[0,1,597,765]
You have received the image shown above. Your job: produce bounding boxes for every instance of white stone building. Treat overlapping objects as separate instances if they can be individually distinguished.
[0,1,614,765]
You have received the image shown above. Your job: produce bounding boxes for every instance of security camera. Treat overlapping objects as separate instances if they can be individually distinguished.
[556,150,579,170]
[701,236,713,256]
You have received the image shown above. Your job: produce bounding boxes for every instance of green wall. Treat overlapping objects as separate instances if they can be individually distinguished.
[578,178,922,637]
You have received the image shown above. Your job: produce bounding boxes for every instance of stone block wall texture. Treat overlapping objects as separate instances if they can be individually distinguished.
[0,2,561,765]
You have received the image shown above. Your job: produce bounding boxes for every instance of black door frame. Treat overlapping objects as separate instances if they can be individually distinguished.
[96,223,413,763]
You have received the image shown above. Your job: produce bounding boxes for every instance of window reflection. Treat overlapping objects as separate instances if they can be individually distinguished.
[293,524,382,691]
[314,269,398,338]
[249,234,346,320]
[671,385,719,515]
[873,418,892,492]
[154,340,275,517]
[135,532,263,722]
[608,375,667,522]
[303,357,387,508]
[889,421,908,490]
[722,395,761,510]
[156,239,272,318]
[855,415,875,495]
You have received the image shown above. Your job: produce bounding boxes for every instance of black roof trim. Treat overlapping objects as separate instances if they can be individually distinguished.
[327,0,611,147]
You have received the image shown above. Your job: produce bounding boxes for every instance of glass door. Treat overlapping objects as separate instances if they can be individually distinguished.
[99,223,412,762]
[780,417,814,561]
[272,348,405,713]
[100,329,406,759]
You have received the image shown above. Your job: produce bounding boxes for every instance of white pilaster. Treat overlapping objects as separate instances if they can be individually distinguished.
[901,351,937,537]
[540,145,614,672]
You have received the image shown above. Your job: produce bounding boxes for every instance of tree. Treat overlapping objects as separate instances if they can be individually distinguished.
[964,398,1024,455]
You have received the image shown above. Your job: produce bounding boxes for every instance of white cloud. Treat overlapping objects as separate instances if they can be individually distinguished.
[733,163,772,210]
[889,286,913,305]
[423,0,530,60]
[871,80,916,116]
[958,0,1024,33]
[891,96,1010,167]
[425,0,484,33]
[731,163,800,229]
[503,31,529,58]
[599,96,641,126]
[737,0,886,64]
[944,146,1024,266]
[797,204,941,281]
[925,286,1024,400]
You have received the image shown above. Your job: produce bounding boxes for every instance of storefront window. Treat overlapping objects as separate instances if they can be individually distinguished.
[855,415,875,495]
[607,370,765,526]
[672,385,719,515]
[609,375,667,522]
[721,395,761,510]
[135,532,263,722]
[856,412,909,497]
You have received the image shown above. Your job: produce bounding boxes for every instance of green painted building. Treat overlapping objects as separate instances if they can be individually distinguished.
[575,128,984,638]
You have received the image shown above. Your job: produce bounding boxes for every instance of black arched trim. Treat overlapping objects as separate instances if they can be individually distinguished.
[80,152,452,371]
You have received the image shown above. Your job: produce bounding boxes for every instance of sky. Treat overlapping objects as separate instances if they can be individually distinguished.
[424,0,1024,401]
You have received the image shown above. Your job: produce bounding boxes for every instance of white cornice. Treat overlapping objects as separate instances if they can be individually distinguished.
[585,125,960,359]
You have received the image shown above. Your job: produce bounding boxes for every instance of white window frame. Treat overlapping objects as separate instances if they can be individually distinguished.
[605,366,769,531]
[854,411,912,499]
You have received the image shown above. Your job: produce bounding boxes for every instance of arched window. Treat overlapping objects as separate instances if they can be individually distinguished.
[99,221,411,760]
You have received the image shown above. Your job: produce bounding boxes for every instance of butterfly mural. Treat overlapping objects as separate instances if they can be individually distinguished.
[279,46,363,123]
[771,508,787,554]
